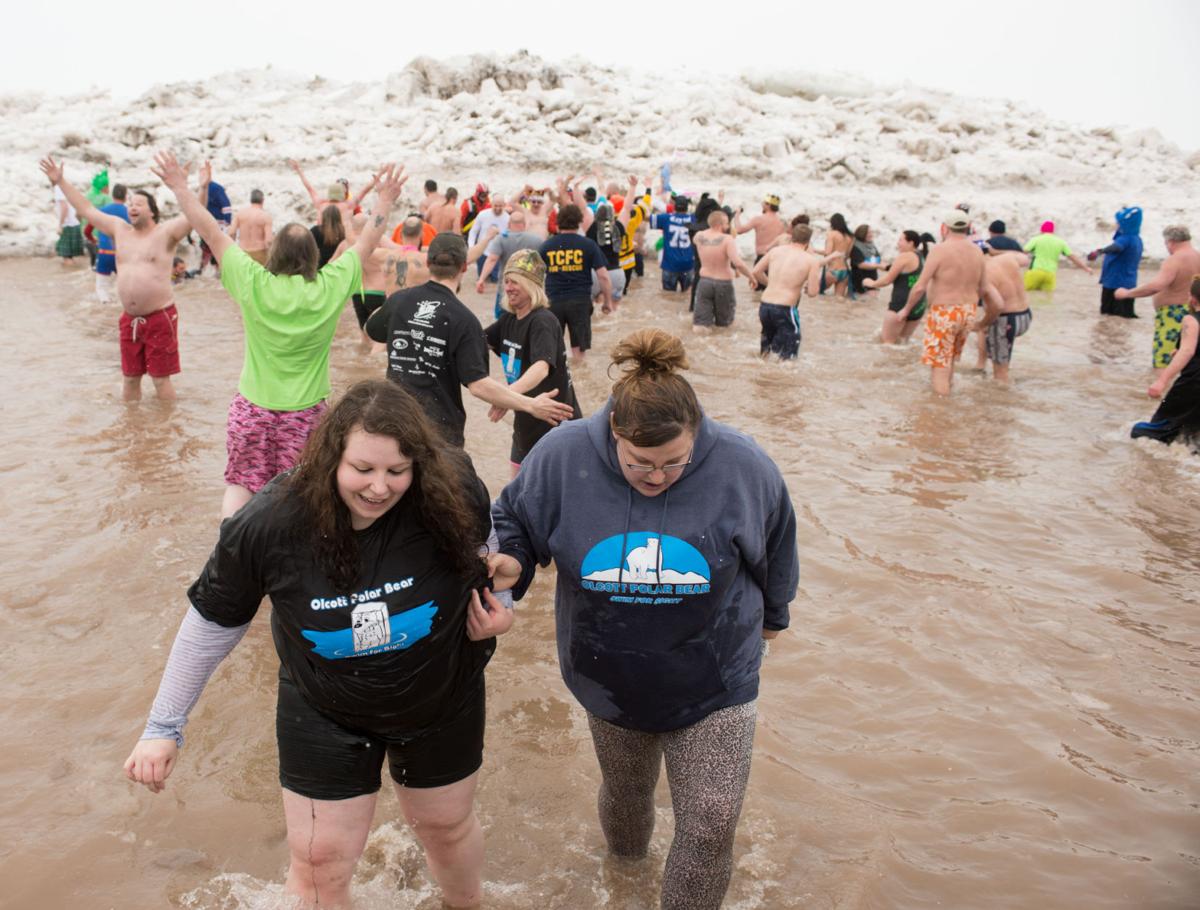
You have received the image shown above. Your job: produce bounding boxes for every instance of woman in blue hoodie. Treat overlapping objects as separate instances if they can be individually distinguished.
[490,327,798,910]
[1090,205,1144,318]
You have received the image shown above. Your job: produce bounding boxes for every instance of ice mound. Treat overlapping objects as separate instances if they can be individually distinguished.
[2,52,1196,258]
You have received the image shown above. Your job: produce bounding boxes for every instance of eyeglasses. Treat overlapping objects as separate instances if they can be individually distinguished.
[617,438,693,476]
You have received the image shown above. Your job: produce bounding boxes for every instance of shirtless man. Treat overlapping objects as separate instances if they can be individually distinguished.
[428,187,462,234]
[523,192,550,238]
[418,179,444,218]
[982,252,1033,383]
[229,189,273,264]
[900,211,1003,396]
[735,194,788,262]
[286,158,376,221]
[692,210,756,333]
[1115,225,1200,378]
[386,215,431,295]
[336,214,402,343]
[40,154,196,401]
[751,223,821,360]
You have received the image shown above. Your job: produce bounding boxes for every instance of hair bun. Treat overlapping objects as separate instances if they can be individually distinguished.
[610,328,689,377]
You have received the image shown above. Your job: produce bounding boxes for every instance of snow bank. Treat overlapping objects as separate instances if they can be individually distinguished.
[2,52,1196,257]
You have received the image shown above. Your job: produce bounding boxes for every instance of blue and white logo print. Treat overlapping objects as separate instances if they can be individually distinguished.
[500,349,522,384]
[580,533,711,604]
[302,600,438,659]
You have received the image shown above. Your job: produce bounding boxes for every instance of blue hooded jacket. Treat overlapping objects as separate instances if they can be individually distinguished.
[492,399,798,733]
[1100,206,1143,289]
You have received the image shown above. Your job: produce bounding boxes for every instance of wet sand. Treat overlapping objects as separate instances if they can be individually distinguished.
[0,256,1197,909]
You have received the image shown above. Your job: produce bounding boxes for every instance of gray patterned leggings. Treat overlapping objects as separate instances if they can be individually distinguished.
[586,701,757,910]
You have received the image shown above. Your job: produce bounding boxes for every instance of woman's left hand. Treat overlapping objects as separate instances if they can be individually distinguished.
[466,588,515,640]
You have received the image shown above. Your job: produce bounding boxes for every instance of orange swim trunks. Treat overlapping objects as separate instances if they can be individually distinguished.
[921,303,973,369]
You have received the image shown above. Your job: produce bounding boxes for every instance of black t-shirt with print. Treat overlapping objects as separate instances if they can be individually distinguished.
[484,308,583,460]
[365,281,490,447]
[188,470,493,737]
[539,233,608,303]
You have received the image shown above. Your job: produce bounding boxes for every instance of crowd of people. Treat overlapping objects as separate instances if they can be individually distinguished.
[36,148,1199,908]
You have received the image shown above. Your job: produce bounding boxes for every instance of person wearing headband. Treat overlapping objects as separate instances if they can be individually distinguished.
[733,192,788,263]
[483,249,583,477]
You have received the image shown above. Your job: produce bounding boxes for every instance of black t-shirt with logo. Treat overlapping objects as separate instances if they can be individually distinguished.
[365,281,490,447]
[188,470,493,737]
[484,308,583,461]
[539,233,608,303]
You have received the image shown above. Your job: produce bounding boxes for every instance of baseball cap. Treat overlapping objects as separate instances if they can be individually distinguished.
[763,193,781,207]
[988,220,1006,234]
[427,232,467,268]
[944,211,971,231]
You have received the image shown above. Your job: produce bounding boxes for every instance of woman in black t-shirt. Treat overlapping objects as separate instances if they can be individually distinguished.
[484,249,584,477]
[124,380,513,909]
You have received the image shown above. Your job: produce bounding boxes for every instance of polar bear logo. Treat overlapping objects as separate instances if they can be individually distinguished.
[351,602,391,652]
[625,538,663,582]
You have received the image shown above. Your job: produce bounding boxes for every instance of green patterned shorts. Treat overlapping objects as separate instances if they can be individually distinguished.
[1153,304,1187,369]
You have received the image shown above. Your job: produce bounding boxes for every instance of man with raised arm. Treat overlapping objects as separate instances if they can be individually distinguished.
[151,150,408,518]
[365,232,577,447]
[751,223,821,360]
[692,209,757,333]
[286,158,377,221]
[1115,225,1200,378]
[899,211,1003,396]
[229,188,274,265]
[40,155,197,401]
[734,193,788,263]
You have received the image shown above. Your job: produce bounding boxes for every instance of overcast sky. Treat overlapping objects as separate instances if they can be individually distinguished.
[9,0,1198,151]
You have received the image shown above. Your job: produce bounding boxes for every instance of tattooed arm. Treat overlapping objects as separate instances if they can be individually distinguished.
[352,164,407,264]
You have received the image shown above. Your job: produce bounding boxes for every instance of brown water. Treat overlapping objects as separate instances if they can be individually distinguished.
[1,258,1197,910]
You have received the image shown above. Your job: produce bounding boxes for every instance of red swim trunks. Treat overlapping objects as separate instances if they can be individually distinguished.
[119,305,180,377]
[224,393,327,493]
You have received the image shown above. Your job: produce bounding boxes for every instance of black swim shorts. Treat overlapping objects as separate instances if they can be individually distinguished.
[351,291,387,331]
[549,295,592,352]
[276,673,485,799]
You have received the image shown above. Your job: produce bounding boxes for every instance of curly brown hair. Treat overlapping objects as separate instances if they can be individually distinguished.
[288,380,487,592]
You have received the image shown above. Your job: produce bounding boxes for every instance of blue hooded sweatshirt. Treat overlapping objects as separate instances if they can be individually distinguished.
[1099,206,1143,289]
[492,398,798,733]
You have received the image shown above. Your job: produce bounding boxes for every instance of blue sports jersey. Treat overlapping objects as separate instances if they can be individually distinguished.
[653,213,695,272]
